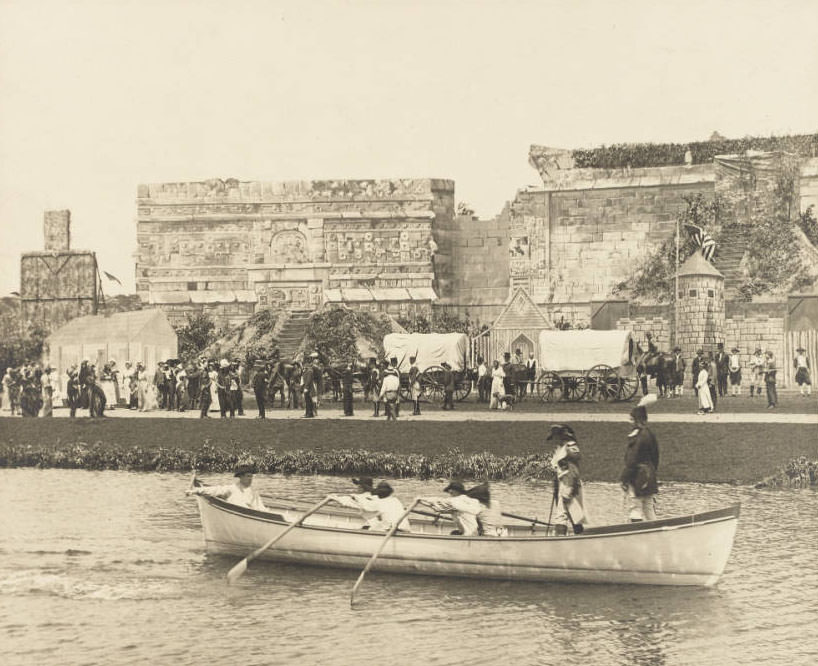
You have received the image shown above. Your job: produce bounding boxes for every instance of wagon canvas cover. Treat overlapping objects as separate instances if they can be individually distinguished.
[539,329,633,372]
[383,333,469,372]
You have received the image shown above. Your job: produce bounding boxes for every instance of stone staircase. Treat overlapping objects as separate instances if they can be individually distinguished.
[712,228,750,299]
[276,309,313,359]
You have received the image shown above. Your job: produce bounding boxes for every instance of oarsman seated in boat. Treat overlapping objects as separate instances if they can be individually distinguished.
[547,425,587,535]
[419,481,482,536]
[465,482,508,537]
[186,464,267,512]
[368,481,412,532]
[327,477,380,529]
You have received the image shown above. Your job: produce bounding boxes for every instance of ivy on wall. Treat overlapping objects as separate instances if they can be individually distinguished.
[572,134,818,170]
[304,307,393,364]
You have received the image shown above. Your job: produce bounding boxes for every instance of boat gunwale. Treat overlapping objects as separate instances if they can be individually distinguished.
[201,496,741,542]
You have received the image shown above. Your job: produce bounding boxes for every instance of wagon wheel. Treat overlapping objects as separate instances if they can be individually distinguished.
[537,371,563,403]
[585,364,618,401]
[419,366,445,403]
[616,375,640,402]
[454,374,471,402]
[563,375,588,402]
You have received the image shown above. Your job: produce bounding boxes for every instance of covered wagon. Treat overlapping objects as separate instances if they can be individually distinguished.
[537,329,638,402]
[382,332,471,402]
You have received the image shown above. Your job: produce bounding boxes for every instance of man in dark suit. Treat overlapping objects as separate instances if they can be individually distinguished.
[253,362,269,419]
[715,343,730,398]
[302,355,316,418]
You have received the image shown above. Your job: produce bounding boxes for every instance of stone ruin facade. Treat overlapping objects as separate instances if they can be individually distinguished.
[20,210,100,334]
[135,178,453,327]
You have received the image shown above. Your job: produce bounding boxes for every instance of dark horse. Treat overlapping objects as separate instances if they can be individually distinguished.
[635,345,679,398]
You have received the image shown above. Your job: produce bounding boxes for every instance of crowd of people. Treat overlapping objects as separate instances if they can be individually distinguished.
[0,343,811,418]
[186,397,662,536]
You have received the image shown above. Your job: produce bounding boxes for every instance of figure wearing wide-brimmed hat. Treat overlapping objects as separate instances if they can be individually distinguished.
[328,477,381,529]
[332,481,411,532]
[620,395,660,523]
[419,481,482,536]
[187,462,267,511]
[793,347,812,397]
[440,362,456,411]
[671,347,686,398]
[728,347,742,397]
[748,347,765,398]
[547,424,586,535]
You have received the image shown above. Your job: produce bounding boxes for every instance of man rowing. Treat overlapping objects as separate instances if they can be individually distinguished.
[186,463,267,511]
[327,477,380,529]
[419,481,482,536]
[330,480,411,531]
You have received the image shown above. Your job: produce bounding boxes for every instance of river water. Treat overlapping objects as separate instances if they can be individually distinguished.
[1,469,816,666]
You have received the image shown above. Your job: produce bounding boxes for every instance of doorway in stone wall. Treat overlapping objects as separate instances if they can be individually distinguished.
[510,334,534,359]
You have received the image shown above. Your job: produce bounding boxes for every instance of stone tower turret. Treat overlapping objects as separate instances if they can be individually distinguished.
[676,252,725,358]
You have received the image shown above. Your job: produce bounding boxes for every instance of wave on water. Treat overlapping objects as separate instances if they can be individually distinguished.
[0,570,181,601]
[25,549,93,556]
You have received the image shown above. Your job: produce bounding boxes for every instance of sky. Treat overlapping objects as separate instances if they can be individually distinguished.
[1,0,816,296]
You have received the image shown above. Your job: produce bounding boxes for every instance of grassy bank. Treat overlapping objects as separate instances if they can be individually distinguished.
[2,418,816,485]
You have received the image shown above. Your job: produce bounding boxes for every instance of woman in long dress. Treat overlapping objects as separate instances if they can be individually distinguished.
[696,365,713,414]
[489,360,506,410]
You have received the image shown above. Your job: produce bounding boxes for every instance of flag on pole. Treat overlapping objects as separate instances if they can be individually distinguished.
[683,223,716,261]
[103,271,122,286]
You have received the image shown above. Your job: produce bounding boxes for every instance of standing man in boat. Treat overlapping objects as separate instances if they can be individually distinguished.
[186,463,267,511]
[620,400,660,522]
[547,424,586,535]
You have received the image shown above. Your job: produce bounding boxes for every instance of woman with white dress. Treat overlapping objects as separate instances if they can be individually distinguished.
[489,360,506,410]
[696,364,713,414]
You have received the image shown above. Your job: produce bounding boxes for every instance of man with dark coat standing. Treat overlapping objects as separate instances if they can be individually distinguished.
[342,362,355,416]
[302,355,317,418]
[253,362,270,419]
[620,401,660,522]
[441,362,455,410]
[715,343,730,398]
[502,351,514,398]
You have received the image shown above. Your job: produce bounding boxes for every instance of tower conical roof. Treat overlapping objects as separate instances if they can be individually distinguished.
[677,251,723,278]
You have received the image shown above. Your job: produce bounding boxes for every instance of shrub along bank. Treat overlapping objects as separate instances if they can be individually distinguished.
[2,419,816,485]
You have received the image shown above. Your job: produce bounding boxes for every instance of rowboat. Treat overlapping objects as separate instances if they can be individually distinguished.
[194,495,740,587]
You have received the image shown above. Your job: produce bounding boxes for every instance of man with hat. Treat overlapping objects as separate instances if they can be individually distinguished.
[379,357,401,420]
[440,362,455,411]
[302,355,317,418]
[216,359,234,418]
[691,349,704,397]
[793,347,812,397]
[252,361,270,418]
[186,463,267,511]
[367,357,381,417]
[728,347,742,397]
[408,355,422,415]
[342,362,355,416]
[229,360,244,416]
[715,343,729,398]
[620,399,659,522]
[328,477,380,529]
[764,350,778,409]
[547,425,586,535]
[749,347,765,398]
[419,481,482,536]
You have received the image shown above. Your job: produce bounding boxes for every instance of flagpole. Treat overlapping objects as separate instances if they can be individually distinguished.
[674,217,679,347]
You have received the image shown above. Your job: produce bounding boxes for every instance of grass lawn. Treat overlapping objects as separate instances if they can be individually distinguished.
[2,417,815,485]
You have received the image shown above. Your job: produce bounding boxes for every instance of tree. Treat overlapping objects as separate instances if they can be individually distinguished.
[175,313,217,363]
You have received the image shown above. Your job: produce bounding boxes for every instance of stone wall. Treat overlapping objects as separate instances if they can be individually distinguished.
[136,178,453,320]
[509,166,716,303]
[617,304,673,352]
[21,251,98,333]
[44,210,71,252]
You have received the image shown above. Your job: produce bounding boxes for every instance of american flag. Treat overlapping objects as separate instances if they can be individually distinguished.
[684,223,716,261]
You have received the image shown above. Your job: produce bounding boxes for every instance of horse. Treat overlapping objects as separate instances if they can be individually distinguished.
[635,347,679,398]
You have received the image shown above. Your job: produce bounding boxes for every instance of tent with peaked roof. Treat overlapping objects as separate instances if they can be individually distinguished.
[46,309,178,395]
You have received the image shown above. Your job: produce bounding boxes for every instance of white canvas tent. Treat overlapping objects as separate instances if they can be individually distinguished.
[383,333,469,372]
[539,329,633,372]
[46,309,178,395]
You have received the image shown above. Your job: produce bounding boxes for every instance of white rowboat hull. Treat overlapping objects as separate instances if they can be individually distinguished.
[196,497,739,586]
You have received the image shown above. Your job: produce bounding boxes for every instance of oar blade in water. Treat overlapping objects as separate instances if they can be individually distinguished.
[226,559,248,584]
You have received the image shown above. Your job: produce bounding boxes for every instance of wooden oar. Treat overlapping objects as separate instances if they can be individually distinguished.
[350,498,420,608]
[226,495,332,585]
